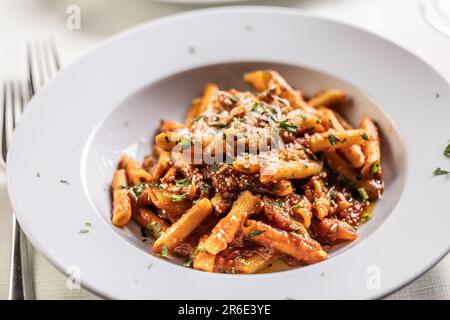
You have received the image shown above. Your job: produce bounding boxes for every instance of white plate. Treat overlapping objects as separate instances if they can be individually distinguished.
[7,6,450,299]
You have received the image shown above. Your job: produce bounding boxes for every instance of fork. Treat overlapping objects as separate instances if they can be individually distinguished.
[1,38,60,300]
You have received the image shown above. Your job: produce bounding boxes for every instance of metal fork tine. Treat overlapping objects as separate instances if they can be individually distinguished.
[49,38,61,71]
[1,83,8,167]
[33,39,45,89]
[41,39,53,80]
[26,41,35,97]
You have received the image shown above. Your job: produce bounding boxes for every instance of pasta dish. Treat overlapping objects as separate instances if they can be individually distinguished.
[110,70,384,273]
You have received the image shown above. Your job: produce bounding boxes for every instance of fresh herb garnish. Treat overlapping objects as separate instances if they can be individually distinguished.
[129,183,149,200]
[276,198,284,206]
[175,178,192,186]
[229,267,236,274]
[245,183,253,190]
[357,187,369,201]
[210,164,218,172]
[433,167,450,176]
[251,103,259,112]
[60,180,69,185]
[183,258,193,267]
[79,229,89,234]
[279,120,297,132]
[149,181,161,189]
[248,230,265,238]
[328,134,341,146]
[360,213,372,223]
[330,199,337,207]
[85,222,92,227]
[160,244,169,257]
[171,194,186,202]
[371,161,380,174]
[300,114,308,120]
[361,132,370,141]
[199,184,209,193]
[444,144,450,157]
[192,115,207,122]
[177,138,190,149]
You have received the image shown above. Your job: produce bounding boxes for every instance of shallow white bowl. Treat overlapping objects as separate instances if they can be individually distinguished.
[7,6,450,299]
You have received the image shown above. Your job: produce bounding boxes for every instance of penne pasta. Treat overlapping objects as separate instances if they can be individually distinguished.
[132,206,169,238]
[111,169,132,227]
[308,89,347,108]
[202,191,261,255]
[360,117,382,177]
[243,220,327,264]
[153,198,213,254]
[308,129,368,153]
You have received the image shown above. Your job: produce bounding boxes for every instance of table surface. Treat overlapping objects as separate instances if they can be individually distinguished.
[0,0,449,300]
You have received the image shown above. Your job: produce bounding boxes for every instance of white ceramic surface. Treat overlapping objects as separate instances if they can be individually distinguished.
[7,7,450,299]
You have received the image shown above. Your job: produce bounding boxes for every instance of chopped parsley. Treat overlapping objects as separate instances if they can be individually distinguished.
[360,213,372,223]
[357,187,369,201]
[177,138,190,149]
[279,120,297,132]
[248,230,265,238]
[251,103,259,112]
[171,194,186,202]
[160,244,169,257]
[199,184,209,193]
[149,181,161,189]
[245,183,253,190]
[330,199,337,207]
[328,134,341,146]
[85,222,92,227]
[175,178,191,186]
[183,258,193,267]
[60,180,69,185]
[210,164,218,172]
[361,132,370,141]
[192,115,207,122]
[129,183,149,200]
[444,144,450,157]
[371,161,380,174]
[433,167,450,176]
[79,229,89,234]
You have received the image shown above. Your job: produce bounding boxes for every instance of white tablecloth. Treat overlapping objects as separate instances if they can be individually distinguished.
[0,0,449,300]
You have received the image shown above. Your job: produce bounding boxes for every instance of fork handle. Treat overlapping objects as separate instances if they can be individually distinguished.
[8,216,34,300]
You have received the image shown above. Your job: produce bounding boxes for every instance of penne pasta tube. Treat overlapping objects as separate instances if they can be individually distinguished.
[132,206,169,238]
[153,198,213,254]
[359,117,381,177]
[319,108,365,168]
[234,248,278,274]
[111,169,132,227]
[269,180,293,197]
[193,235,216,272]
[292,195,313,228]
[324,151,359,185]
[312,218,357,243]
[202,191,261,255]
[308,129,367,153]
[244,70,317,114]
[308,89,347,108]
[243,220,327,264]
[260,159,323,183]
[197,83,219,116]
[185,97,202,128]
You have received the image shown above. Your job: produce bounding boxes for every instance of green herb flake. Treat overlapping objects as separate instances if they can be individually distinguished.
[129,182,149,200]
[183,258,193,267]
[199,184,209,193]
[79,229,89,234]
[248,230,265,238]
[171,194,186,202]
[328,135,341,146]
[210,164,218,173]
[60,180,69,185]
[361,132,370,141]
[330,199,337,207]
[251,103,259,112]
[245,183,253,190]
[357,187,369,201]
[230,267,236,274]
[433,167,450,176]
[300,114,308,120]
[444,144,450,157]
[175,178,191,186]
[177,138,191,149]
[279,121,297,132]
[160,244,169,257]
[360,213,372,223]
[371,161,380,174]
[84,222,92,227]
[192,115,207,122]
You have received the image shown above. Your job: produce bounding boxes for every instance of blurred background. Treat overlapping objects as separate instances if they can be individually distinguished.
[0,0,449,299]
